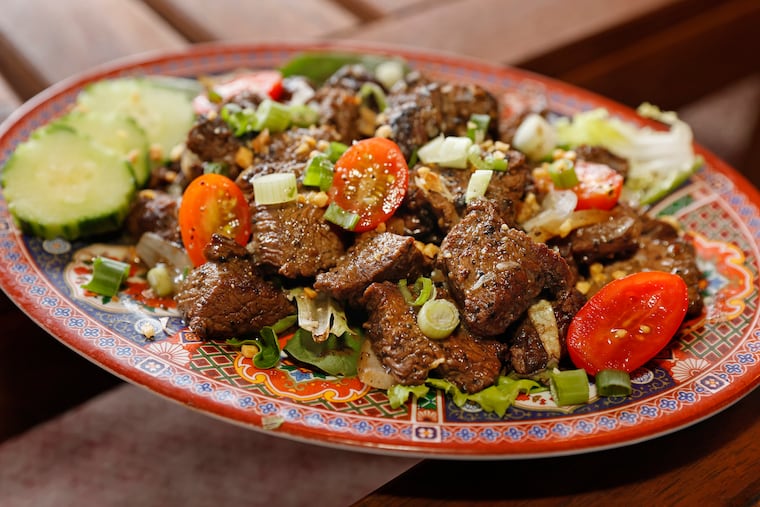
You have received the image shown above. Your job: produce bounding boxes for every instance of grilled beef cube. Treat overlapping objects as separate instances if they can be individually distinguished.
[574,144,629,178]
[186,116,246,177]
[235,125,342,200]
[557,204,644,265]
[314,232,430,305]
[407,150,529,235]
[125,189,180,243]
[361,281,444,385]
[434,321,507,394]
[580,216,704,318]
[438,199,574,337]
[175,235,294,341]
[381,73,499,158]
[508,290,586,374]
[249,202,346,279]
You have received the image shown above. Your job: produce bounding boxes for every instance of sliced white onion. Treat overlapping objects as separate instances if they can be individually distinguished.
[521,190,577,233]
[528,299,561,367]
[356,339,395,389]
[512,113,557,161]
[135,232,192,271]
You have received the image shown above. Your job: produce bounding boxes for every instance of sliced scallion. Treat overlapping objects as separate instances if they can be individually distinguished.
[465,169,493,204]
[595,369,632,397]
[303,154,334,191]
[466,113,491,143]
[467,145,508,171]
[417,299,460,339]
[81,256,131,297]
[359,82,387,112]
[398,277,434,306]
[323,202,360,230]
[288,104,319,127]
[253,172,298,205]
[146,263,173,297]
[549,368,589,406]
[548,159,579,189]
[254,99,292,133]
[325,141,348,163]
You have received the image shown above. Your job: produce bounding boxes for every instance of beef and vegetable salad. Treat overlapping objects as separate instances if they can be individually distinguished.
[0,52,706,414]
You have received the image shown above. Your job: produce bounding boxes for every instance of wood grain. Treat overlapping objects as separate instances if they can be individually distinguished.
[145,0,360,42]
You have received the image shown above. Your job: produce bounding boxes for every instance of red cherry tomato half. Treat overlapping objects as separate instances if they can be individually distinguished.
[328,137,409,232]
[178,173,252,266]
[566,271,689,375]
[535,161,623,211]
[193,70,284,115]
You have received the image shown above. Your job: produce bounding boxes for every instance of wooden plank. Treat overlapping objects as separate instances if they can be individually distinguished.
[333,0,677,64]
[0,0,186,98]
[358,0,436,15]
[523,0,760,110]
[145,0,360,43]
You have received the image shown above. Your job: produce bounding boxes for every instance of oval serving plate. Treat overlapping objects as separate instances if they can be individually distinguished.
[0,42,757,459]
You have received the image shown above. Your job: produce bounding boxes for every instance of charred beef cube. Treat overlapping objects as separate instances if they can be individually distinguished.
[559,204,644,265]
[508,290,586,374]
[576,216,704,318]
[175,235,294,341]
[185,116,247,177]
[361,281,444,385]
[310,86,363,143]
[314,232,430,305]
[406,150,529,236]
[434,328,507,394]
[438,200,574,337]
[381,73,499,158]
[248,202,346,279]
[125,189,181,243]
[235,125,342,200]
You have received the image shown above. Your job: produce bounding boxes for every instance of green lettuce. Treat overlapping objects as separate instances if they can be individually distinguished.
[283,328,362,377]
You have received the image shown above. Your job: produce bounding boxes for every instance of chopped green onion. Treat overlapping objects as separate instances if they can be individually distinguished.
[253,172,298,205]
[359,82,387,112]
[548,159,579,189]
[288,104,319,127]
[512,113,557,161]
[220,103,259,136]
[398,277,434,306]
[550,368,590,406]
[407,149,418,168]
[270,314,298,334]
[323,202,360,230]
[595,369,632,397]
[202,161,228,175]
[81,257,131,297]
[467,145,508,171]
[417,299,460,339]
[466,113,490,143]
[303,154,334,191]
[255,99,291,133]
[325,141,348,163]
[417,135,473,169]
[465,169,493,204]
[146,263,174,297]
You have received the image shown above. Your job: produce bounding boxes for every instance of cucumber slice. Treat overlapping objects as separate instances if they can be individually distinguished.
[1,124,136,240]
[75,77,195,164]
[57,110,150,187]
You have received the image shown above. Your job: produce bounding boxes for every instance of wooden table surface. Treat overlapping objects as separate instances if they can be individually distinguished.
[0,1,758,506]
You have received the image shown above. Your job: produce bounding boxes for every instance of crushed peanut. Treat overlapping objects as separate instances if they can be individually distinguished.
[303,287,318,299]
[235,146,253,168]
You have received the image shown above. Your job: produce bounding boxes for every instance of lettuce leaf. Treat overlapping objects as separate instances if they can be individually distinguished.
[554,104,702,206]
[283,328,362,377]
[388,384,430,409]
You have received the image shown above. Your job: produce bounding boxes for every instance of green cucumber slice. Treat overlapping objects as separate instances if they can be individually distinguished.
[1,124,136,240]
[57,110,150,187]
[75,77,195,164]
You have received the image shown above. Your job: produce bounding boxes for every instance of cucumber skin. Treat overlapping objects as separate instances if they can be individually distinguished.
[1,125,136,241]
